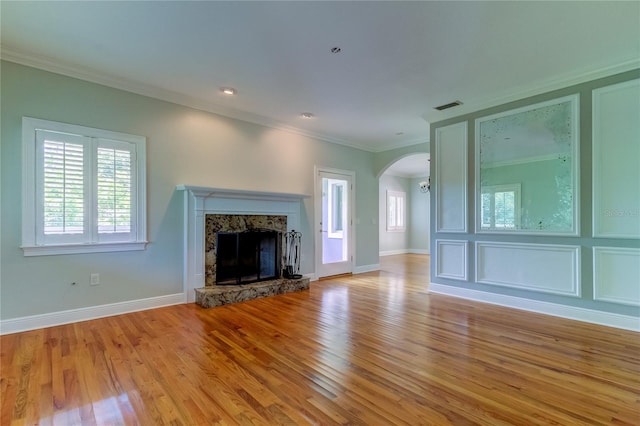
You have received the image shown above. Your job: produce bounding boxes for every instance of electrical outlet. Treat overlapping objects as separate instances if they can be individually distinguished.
[90,273,100,286]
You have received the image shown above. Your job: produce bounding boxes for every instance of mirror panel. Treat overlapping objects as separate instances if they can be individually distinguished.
[476,95,579,234]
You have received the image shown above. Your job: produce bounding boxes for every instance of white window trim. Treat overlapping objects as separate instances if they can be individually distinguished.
[480,183,522,230]
[22,117,147,256]
[386,190,406,232]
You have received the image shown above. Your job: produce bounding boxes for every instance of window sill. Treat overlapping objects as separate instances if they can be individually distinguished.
[22,241,148,257]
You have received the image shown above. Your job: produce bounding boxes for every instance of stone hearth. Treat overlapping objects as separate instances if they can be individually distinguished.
[195,277,310,308]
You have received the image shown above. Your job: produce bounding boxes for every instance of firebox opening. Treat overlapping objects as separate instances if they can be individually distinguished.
[216,230,281,285]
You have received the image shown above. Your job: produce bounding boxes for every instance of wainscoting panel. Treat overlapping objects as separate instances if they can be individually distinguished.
[435,122,468,233]
[592,78,640,238]
[475,242,580,296]
[593,247,640,306]
[436,240,468,281]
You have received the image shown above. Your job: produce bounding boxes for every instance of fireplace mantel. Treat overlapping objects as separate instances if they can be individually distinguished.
[176,185,308,203]
[177,185,309,302]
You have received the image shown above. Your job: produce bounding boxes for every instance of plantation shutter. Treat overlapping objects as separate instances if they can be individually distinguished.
[96,138,136,241]
[36,130,90,244]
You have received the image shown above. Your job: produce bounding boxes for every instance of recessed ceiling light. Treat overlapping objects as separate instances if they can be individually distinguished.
[330,47,342,53]
[220,87,237,95]
[301,112,314,119]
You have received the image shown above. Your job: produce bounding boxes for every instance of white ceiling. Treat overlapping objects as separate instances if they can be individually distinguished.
[1,1,638,152]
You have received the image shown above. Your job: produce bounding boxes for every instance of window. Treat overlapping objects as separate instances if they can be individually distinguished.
[387,190,406,231]
[22,117,147,256]
[481,184,521,230]
[327,179,347,238]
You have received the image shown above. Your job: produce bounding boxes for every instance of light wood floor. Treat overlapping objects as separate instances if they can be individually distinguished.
[2,254,639,425]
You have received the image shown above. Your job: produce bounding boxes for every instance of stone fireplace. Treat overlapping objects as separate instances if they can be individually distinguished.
[205,214,287,285]
[178,185,310,307]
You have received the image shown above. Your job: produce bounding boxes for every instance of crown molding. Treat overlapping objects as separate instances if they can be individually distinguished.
[0,47,385,152]
[422,57,640,124]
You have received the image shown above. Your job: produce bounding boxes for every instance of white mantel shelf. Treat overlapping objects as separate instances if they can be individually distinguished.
[176,185,309,202]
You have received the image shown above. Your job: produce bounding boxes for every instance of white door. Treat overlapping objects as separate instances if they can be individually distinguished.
[315,168,353,278]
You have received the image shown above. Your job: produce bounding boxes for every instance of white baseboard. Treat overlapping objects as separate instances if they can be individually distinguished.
[0,293,186,335]
[380,249,430,256]
[379,249,408,256]
[354,264,380,274]
[409,249,430,255]
[429,283,640,332]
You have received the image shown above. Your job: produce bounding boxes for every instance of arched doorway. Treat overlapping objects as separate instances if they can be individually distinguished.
[378,153,430,257]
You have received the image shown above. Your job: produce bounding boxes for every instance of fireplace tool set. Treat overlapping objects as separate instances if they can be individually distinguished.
[283,230,302,279]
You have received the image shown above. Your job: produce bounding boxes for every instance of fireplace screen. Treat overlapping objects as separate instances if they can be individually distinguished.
[216,230,281,285]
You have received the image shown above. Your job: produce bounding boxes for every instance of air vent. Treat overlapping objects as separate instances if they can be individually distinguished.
[434,100,463,111]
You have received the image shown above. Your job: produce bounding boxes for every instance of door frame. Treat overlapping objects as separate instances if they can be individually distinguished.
[314,166,355,278]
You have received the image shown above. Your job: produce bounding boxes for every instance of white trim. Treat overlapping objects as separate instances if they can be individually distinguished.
[0,293,185,335]
[22,241,147,256]
[175,185,307,202]
[386,190,406,232]
[1,49,389,152]
[314,166,356,279]
[475,241,581,297]
[593,247,640,306]
[380,249,430,256]
[475,94,580,236]
[410,249,430,255]
[435,122,468,233]
[429,283,640,332]
[354,264,380,274]
[435,239,468,281]
[5,50,636,152]
[22,117,147,255]
[592,78,640,239]
[177,185,308,302]
[379,249,409,256]
[479,183,522,231]
[304,273,318,282]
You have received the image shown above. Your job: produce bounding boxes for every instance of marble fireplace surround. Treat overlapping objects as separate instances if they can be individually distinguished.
[205,214,287,286]
[177,185,309,303]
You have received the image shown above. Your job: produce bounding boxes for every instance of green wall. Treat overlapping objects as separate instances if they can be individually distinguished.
[0,60,381,320]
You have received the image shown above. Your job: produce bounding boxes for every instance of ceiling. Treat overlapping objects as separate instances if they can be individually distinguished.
[1,1,638,152]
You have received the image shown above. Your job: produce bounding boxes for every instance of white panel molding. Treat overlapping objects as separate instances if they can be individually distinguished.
[436,240,468,281]
[593,247,640,306]
[0,293,185,335]
[474,94,580,237]
[475,242,581,297]
[429,283,639,332]
[435,122,468,233]
[592,78,640,239]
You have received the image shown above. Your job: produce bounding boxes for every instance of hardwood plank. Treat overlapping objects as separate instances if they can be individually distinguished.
[1,254,639,425]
